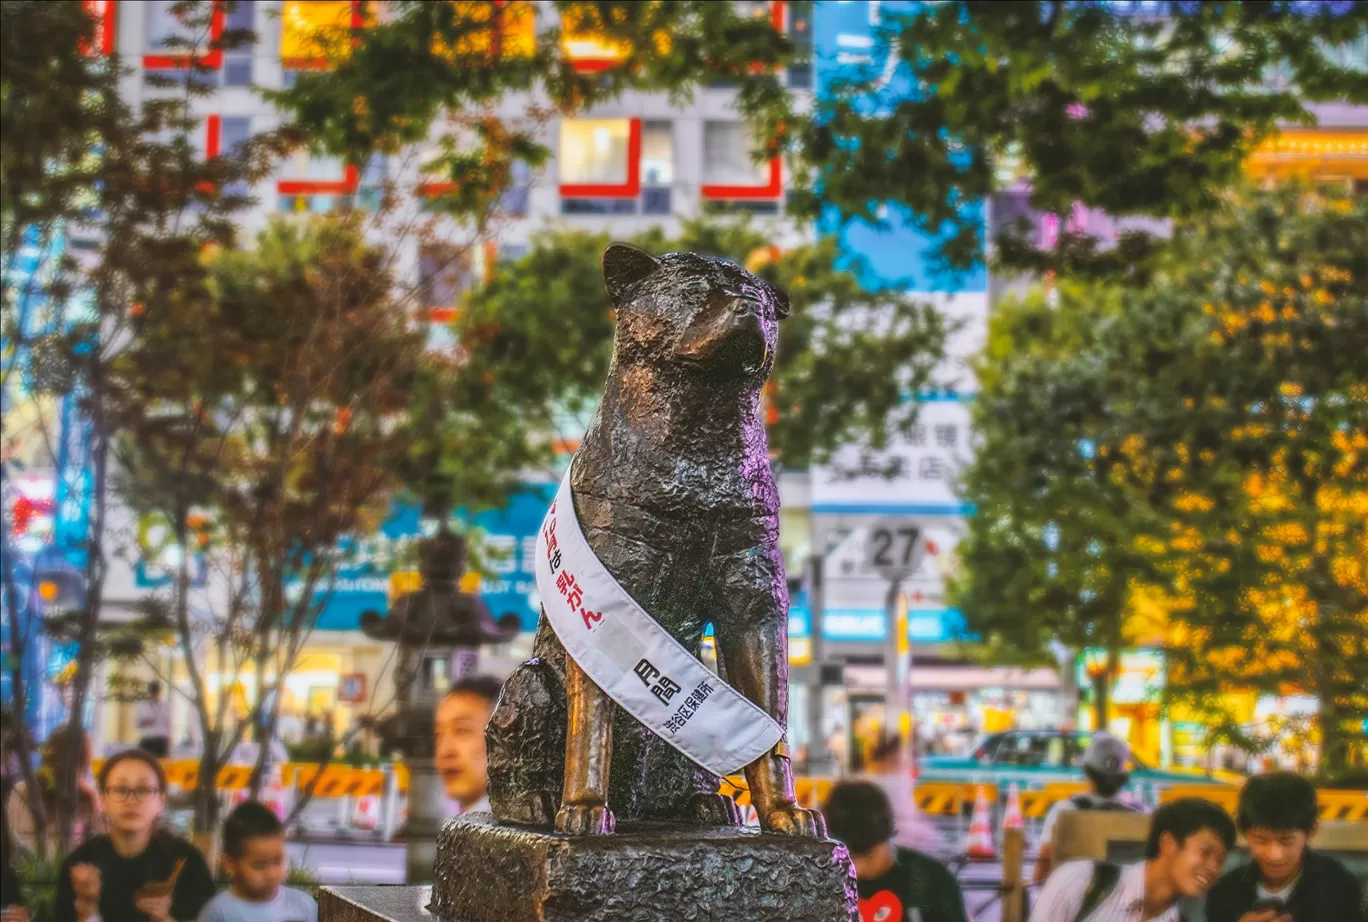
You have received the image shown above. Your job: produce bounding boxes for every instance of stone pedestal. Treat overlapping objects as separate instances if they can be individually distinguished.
[429,815,858,922]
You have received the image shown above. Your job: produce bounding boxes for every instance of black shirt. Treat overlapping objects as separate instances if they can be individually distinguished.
[3,860,24,908]
[1205,848,1364,922]
[55,833,216,922]
[856,847,969,922]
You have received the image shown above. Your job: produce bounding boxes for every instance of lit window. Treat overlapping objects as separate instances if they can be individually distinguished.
[641,121,673,186]
[438,1,535,58]
[280,1,357,69]
[559,6,631,71]
[560,119,632,186]
[281,148,348,184]
[703,122,768,187]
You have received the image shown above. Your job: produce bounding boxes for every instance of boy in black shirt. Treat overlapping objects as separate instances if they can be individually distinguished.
[1205,772,1363,922]
[824,780,969,922]
[56,750,215,922]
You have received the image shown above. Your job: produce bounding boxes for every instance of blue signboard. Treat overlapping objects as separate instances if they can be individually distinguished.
[812,1,987,293]
[787,592,968,644]
[309,483,556,633]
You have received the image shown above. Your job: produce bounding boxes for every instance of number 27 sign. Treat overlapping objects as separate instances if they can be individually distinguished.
[864,518,928,582]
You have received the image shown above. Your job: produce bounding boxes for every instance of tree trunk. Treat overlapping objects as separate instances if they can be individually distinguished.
[1092,671,1111,731]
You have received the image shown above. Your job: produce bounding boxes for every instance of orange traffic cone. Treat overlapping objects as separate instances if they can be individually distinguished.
[1002,782,1024,834]
[965,785,997,859]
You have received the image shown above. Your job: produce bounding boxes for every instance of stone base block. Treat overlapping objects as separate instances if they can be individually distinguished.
[430,814,858,922]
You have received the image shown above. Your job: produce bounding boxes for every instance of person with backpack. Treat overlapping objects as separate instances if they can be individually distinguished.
[1029,797,1235,922]
[1035,732,1144,882]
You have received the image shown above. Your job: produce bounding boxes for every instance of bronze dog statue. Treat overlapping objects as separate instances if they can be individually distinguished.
[486,243,824,839]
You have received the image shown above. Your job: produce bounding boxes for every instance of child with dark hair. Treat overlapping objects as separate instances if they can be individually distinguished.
[56,750,215,922]
[823,780,968,922]
[1030,797,1235,922]
[1205,772,1363,922]
[198,803,316,922]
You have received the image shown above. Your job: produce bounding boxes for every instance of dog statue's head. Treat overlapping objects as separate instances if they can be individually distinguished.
[601,243,789,384]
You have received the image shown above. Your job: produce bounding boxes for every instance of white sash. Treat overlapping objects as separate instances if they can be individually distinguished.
[534,466,785,777]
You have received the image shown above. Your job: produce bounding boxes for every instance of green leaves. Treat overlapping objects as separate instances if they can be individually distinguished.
[955,185,1368,770]
[792,1,1368,280]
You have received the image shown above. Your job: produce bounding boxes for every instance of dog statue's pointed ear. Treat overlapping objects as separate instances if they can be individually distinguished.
[770,283,791,319]
[602,243,660,306]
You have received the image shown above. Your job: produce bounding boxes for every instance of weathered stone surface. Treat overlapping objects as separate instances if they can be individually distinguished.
[319,888,439,922]
[429,815,858,922]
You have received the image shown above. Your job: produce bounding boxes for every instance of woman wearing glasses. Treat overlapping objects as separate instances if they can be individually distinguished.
[55,750,215,922]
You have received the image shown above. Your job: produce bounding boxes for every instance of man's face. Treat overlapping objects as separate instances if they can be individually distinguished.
[1160,828,1229,899]
[224,834,287,902]
[1244,826,1312,886]
[434,692,493,807]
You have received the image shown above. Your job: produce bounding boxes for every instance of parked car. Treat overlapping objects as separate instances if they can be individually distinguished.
[918,729,1227,791]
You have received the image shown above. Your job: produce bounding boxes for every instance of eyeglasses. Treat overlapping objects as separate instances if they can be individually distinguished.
[103,786,162,803]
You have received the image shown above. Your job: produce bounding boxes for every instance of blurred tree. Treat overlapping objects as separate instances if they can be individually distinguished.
[433,220,949,497]
[1116,184,1368,776]
[955,185,1368,773]
[112,215,425,830]
[787,1,1368,281]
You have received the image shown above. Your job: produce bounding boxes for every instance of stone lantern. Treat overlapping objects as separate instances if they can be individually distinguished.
[360,527,519,883]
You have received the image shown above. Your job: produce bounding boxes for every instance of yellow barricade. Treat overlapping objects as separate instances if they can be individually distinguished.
[912,781,968,816]
[215,765,253,791]
[163,760,199,791]
[716,776,833,810]
[1319,789,1368,822]
[1020,783,1088,820]
[1159,784,1239,814]
[719,775,749,807]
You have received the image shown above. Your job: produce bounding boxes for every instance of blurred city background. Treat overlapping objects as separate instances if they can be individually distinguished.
[2,2,1365,920]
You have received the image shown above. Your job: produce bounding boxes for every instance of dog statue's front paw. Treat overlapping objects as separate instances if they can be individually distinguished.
[555,803,616,836]
[761,803,826,839]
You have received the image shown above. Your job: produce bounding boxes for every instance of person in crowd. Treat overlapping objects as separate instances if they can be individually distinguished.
[6,727,105,857]
[433,675,503,816]
[1205,772,1363,922]
[198,802,316,922]
[824,780,969,922]
[862,731,943,852]
[55,750,215,922]
[1029,797,1235,922]
[136,682,172,757]
[1035,732,1144,881]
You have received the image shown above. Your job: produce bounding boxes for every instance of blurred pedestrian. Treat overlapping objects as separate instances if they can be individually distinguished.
[135,682,171,758]
[1029,797,1234,922]
[6,727,105,857]
[863,731,943,852]
[1205,772,1363,922]
[199,802,317,922]
[434,675,502,816]
[824,780,969,922]
[55,750,215,922]
[1034,731,1143,881]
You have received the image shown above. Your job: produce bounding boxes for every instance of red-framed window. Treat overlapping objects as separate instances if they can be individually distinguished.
[277,157,361,196]
[558,118,642,198]
[561,1,785,73]
[143,0,226,70]
[700,120,782,200]
[280,0,367,71]
[82,1,118,56]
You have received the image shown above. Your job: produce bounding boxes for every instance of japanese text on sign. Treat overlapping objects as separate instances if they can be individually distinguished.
[663,678,716,734]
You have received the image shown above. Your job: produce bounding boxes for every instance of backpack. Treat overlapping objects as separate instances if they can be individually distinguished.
[1072,861,1190,922]
[1069,793,1140,812]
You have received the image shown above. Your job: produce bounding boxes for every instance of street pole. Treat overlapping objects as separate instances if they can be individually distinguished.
[884,579,913,778]
[804,551,835,776]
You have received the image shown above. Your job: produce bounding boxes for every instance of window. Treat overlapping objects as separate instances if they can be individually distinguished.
[560,119,632,186]
[82,1,118,56]
[703,121,769,187]
[419,246,476,310]
[280,0,358,70]
[222,1,254,86]
[787,0,812,89]
[993,733,1065,768]
[641,121,673,187]
[439,1,535,58]
[145,0,225,68]
[560,6,632,72]
[281,149,349,184]
[499,159,533,216]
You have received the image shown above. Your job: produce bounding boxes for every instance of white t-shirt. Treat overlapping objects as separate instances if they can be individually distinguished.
[1255,875,1299,904]
[1030,860,1181,922]
[198,888,317,922]
[135,699,171,737]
